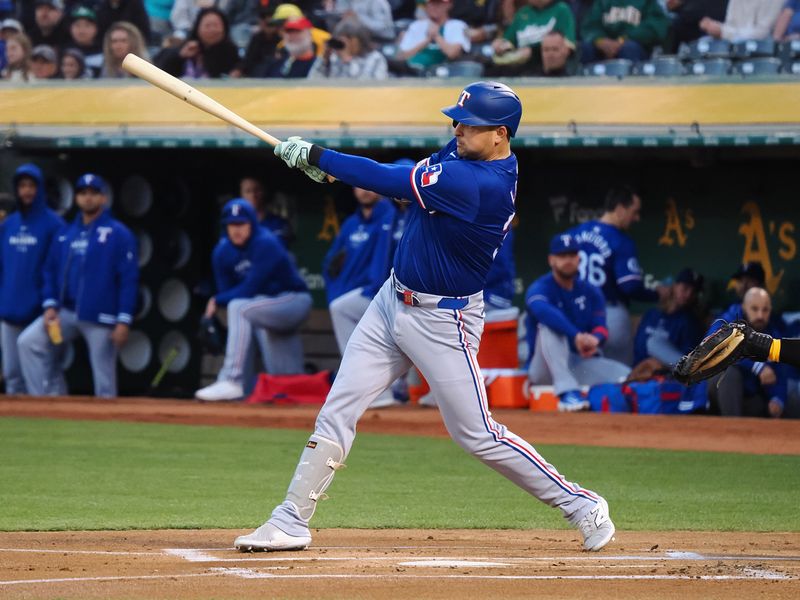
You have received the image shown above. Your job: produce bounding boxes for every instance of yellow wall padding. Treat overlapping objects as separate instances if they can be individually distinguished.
[1,82,799,127]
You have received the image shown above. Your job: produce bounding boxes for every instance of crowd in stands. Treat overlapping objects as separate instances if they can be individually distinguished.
[2,0,800,81]
[3,159,800,420]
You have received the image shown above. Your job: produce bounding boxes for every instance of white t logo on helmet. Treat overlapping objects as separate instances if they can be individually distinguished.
[457,90,471,107]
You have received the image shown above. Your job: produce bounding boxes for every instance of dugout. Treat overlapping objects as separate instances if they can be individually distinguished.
[1,79,799,397]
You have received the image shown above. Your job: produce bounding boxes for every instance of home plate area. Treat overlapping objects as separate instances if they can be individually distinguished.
[1,529,799,599]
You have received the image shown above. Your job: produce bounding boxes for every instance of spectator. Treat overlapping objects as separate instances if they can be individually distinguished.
[238,175,294,248]
[773,0,800,40]
[730,261,766,301]
[240,3,282,76]
[155,7,239,78]
[271,3,332,58]
[0,1,15,19]
[28,0,71,50]
[59,46,89,78]
[68,6,103,74]
[308,17,388,79]
[580,0,670,64]
[491,0,576,76]
[483,228,517,316]
[100,21,150,77]
[665,0,728,48]
[1,31,33,81]
[171,0,257,45]
[194,199,312,402]
[699,0,784,41]
[18,174,139,398]
[632,267,705,374]
[323,187,399,407]
[260,16,319,78]
[145,0,175,43]
[30,43,59,78]
[0,164,65,395]
[0,17,24,72]
[396,0,470,71]
[565,186,669,365]
[525,234,631,412]
[96,0,151,44]
[324,0,396,41]
[540,30,574,75]
[706,287,787,418]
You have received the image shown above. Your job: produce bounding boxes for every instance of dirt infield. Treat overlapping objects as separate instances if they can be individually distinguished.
[2,396,800,598]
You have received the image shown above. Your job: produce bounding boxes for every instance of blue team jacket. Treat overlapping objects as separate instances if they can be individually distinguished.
[43,209,139,326]
[0,164,65,325]
[322,198,396,304]
[213,200,307,304]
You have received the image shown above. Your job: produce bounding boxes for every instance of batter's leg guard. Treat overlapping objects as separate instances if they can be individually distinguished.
[286,434,346,522]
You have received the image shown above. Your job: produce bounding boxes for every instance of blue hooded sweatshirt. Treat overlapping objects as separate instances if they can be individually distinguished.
[213,199,307,305]
[42,207,138,326]
[0,164,65,325]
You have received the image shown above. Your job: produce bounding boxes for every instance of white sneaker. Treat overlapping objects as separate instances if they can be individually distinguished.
[234,522,311,552]
[576,497,616,551]
[194,380,243,401]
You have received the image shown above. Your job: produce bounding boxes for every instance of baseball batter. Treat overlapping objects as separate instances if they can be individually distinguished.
[235,82,615,553]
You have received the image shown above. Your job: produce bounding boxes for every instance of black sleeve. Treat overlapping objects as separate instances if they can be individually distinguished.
[779,339,800,368]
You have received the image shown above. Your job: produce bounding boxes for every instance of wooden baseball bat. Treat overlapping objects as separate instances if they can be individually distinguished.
[121,53,281,147]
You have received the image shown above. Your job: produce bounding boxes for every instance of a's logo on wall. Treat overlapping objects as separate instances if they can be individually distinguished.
[317,196,340,242]
[738,202,796,294]
[658,198,694,247]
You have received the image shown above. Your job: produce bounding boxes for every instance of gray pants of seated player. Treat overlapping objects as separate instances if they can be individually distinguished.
[528,325,631,396]
[269,277,604,537]
[1,321,28,394]
[218,292,312,384]
[604,304,633,366]
[707,367,769,417]
[18,309,117,397]
[645,330,683,366]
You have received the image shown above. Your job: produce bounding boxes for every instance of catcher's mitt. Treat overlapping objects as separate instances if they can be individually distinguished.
[672,321,773,385]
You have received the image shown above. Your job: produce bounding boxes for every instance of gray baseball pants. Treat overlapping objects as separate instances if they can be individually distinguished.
[604,304,634,366]
[269,275,602,536]
[1,321,27,394]
[528,325,631,395]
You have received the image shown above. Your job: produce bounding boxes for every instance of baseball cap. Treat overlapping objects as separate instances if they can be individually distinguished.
[32,45,57,63]
[0,18,23,33]
[549,233,579,255]
[70,6,97,22]
[731,261,765,284]
[675,268,704,292]
[35,0,64,9]
[75,174,107,193]
[283,16,312,31]
[221,199,252,224]
[270,3,303,23]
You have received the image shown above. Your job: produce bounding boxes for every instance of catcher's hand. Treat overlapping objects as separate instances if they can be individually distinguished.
[672,321,773,385]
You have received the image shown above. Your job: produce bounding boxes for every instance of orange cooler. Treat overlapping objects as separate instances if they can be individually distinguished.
[477,319,519,368]
[528,385,559,412]
[483,369,528,409]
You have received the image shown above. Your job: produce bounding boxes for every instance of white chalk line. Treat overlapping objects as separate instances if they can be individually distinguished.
[0,548,163,556]
[0,573,220,586]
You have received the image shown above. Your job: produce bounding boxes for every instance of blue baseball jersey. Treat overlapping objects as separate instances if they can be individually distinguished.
[565,220,657,305]
[633,307,704,365]
[317,138,517,297]
[323,198,396,304]
[524,273,608,362]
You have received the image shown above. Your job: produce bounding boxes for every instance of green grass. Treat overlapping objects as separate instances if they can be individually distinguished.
[1,417,798,532]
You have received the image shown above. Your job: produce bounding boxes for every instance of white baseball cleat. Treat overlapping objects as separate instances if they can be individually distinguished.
[234,522,311,552]
[577,497,616,551]
[194,380,243,402]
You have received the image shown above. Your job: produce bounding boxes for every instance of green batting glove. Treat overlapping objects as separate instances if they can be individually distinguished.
[274,136,313,169]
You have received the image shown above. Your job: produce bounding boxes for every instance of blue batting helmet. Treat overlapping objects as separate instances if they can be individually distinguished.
[441,81,523,137]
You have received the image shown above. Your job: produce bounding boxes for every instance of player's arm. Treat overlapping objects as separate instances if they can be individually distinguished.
[587,286,609,344]
[215,239,281,305]
[614,242,658,302]
[527,294,581,341]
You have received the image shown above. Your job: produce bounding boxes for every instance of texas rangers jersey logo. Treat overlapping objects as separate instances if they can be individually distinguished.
[420,164,443,187]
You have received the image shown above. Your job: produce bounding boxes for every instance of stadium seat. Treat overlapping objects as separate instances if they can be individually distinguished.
[778,39,800,71]
[690,58,732,76]
[429,60,484,78]
[637,56,685,76]
[736,57,782,76]
[789,61,800,75]
[585,59,633,78]
[681,38,731,60]
[732,39,776,59]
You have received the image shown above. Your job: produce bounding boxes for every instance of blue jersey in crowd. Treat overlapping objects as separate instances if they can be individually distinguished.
[707,305,788,406]
[484,228,516,309]
[213,201,307,305]
[43,208,138,326]
[633,307,704,365]
[524,273,608,363]
[317,137,517,297]
[565,220,657,305]
[0,164,65,325]
[323,198,396,304]
[391,203,410,258]
[261,213,293,248]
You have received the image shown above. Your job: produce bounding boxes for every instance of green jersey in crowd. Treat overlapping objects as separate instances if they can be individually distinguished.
[581,0,670,48]
[503,1,577,49]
